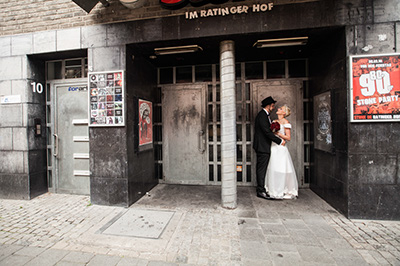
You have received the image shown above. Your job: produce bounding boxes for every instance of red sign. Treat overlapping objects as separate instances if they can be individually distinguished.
[139,99,153,146]
[350,53,400,122]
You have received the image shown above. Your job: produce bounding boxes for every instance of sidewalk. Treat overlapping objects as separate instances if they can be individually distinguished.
[0,184,399,265]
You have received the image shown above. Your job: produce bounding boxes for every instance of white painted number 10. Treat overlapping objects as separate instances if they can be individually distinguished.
[359,70,393,96]
[31,82,43,94]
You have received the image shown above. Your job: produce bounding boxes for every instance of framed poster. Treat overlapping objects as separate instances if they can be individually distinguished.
[88,70,125,126]
[350,53,400,122]
[138,99,153,146]
[313,91,333,152]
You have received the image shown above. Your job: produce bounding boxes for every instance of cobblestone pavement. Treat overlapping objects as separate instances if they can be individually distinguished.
[0,185,399,265]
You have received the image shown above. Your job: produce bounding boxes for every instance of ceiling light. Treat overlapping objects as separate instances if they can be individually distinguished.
[154,45,203,55]
[253,37,308,48]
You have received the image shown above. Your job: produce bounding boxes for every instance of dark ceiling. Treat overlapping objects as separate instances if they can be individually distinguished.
[130,26,344,68]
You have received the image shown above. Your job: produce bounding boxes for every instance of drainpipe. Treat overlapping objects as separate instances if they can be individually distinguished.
[220,40,237,209]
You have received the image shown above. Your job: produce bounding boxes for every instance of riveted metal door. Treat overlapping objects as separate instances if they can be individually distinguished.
[53,83,90,194]
[162,85,207,184]
[252,80,304,187]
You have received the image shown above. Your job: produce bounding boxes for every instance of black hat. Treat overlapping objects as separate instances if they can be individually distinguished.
[261,96,276,107]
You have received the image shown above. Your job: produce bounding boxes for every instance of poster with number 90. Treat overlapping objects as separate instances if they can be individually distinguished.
[350,53,400,122]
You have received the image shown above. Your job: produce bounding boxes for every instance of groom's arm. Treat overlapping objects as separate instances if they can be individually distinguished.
[259,116,283,145]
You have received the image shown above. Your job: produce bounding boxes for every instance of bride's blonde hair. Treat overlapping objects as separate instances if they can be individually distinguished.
[282,105,291,117]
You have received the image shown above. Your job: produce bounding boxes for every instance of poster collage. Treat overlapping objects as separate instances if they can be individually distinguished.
[89,71,124,126]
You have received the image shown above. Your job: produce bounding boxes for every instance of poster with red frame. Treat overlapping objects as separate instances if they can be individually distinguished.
[138,99,153,146]
[350,53,400,122]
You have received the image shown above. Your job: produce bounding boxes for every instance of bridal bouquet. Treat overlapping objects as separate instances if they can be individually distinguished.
[270,121,280,132]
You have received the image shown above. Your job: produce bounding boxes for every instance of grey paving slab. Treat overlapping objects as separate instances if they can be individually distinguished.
[0,254,32,266]
[14,246,46,257]
[101,209,175,239]
[60,251,94,264]
[24,249,69,266]
[0,244,23,260]
[87,254,121,266]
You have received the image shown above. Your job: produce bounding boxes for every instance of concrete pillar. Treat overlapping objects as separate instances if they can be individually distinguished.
[219,40,237,209]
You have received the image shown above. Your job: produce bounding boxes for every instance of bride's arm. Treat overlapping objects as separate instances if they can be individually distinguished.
[276,128,291,141]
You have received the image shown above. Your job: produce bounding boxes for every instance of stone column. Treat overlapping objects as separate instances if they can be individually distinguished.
[220,40,237,209]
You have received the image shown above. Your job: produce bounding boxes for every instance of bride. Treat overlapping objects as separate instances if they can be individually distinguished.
[265,105,298,199]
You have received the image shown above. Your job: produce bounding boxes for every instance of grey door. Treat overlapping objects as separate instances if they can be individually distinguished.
[54,83,90,194]
[162,85,207,184]
[252,80,304,187]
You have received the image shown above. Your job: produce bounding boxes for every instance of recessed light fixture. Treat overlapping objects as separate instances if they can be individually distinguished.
[253,37,308,48]
[154,45,203,55]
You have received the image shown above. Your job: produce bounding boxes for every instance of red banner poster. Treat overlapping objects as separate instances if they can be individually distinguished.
[138,99,153,146]
[350,53,400,122]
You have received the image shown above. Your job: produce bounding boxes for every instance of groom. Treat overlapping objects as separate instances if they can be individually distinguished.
[253,96,285,200]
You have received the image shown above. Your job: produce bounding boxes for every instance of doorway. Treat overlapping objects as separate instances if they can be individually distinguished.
[47,80,90,195]
[252,80,304,187]
[156,59,309,187]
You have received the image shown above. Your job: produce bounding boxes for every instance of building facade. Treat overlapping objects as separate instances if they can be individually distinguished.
[0,0,399,219]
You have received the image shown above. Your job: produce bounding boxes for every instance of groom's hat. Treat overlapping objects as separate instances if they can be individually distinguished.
[261,96,277,107]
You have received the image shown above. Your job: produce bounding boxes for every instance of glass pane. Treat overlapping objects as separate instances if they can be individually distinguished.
[47,149,52,166]
[216,84,220,101]
[236,63,241,80]
[154,106,161,123]
[237,168,243,182]
[246,145,252,162]
[209,165,214,181]
[154,144,162,160]
[154,125,162,142]
[217,164,221,182]
[159,68,173,84]
[208,105,213,122]
[47,171,52,187]
[246,104,251,121]
[216,104,221,122]
[46,127,51,145]
[65,65,82,79]
[65,59,81,66]
[209,145,214,161]
[236,103,242,122]
[237,145,243,162]
[245,83,250,101]
[208,85,213,102]
[216,64,220,82]
[236,83,242,101]
[195,65,212,82]
[267,61,285,79]
[245,62,263,79]
[47,61,62,80]
[246,124,251,141]
[156,163,163,179]
[46,83,51,102]
[288,59,306,78]
[217,125,221,142]
[217,145,221,161]
[176,66,192,83]
[237,124,242,141]
[84,58,88,77]
[208,124,213,141]
[46,105,51,123]
[156,87,162,103]
[246,166,251,182]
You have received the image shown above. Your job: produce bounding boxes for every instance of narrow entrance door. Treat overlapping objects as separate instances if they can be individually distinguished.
[252,81,304,187]
[162,85,207,184]
[54,83,90,194]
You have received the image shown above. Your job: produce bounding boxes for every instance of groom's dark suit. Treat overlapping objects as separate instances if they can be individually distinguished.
[253,109,282,194]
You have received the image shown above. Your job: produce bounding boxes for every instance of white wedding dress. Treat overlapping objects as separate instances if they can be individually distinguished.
[265,123,298,199]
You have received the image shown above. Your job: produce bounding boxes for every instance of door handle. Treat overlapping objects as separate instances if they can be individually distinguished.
[53,134,59,157]
[198,130,205,153]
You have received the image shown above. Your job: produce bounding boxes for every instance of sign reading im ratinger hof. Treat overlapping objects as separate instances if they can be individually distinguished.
[88,71,125,126]
[350,53,400,122]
